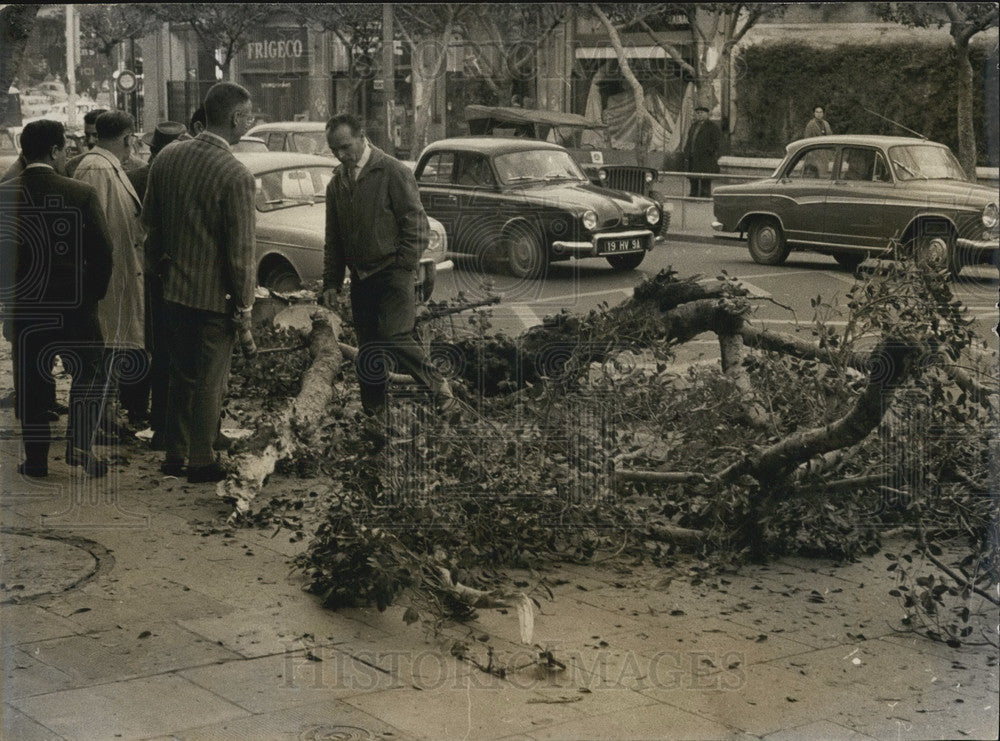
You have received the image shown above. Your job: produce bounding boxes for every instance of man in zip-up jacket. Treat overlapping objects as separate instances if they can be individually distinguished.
[321,113,457,422]
[142,82,257,484]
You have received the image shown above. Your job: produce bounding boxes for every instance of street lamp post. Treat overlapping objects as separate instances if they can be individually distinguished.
[66,4,78,130]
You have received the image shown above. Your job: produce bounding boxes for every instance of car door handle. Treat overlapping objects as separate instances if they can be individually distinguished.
[442,194,458,201]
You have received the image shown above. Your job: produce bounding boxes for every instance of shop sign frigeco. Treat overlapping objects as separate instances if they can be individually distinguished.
[243,29,309,73]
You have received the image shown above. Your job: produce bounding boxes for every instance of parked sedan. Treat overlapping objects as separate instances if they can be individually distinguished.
[712,135,999,276]
[234,152,450,297]
[414,137,663,277]
[246,121,336,159]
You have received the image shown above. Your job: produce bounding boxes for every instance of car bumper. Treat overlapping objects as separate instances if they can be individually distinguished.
[553,229,655,257]
[957,236,999,253]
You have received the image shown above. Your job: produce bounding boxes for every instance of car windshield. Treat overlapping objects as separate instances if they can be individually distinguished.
[254,166,333,211]
[493,149,587,185]
[889,145,967,181]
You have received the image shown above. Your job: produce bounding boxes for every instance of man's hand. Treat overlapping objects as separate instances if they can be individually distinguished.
[321,287,341,308]
[234,307,256,361]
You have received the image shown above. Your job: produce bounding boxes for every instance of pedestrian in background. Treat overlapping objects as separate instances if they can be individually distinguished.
[142,83,257,483]
[321,113,459,427]
[0,120,114,477]
[804,106,833,138]
[64,108,109,178]
[682,105,721,198]
[73,110,147,437]
[127,121,190,449]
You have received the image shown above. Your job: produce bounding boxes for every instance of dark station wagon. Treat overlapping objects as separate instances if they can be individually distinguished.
[414,137,663,278]
[464,105,660,200]
[712,135,999,276]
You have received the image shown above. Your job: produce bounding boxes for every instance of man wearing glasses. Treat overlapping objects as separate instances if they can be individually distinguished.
[142,82,258,484]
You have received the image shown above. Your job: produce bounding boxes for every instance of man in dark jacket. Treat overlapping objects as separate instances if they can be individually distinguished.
[683,106,721,198]
[0,120,114,477]
[321,113,457,422]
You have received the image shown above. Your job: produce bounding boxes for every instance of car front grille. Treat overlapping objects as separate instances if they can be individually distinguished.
[605,167,648,195]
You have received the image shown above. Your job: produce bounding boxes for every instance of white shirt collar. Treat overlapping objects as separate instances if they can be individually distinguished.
[354,140,372,173]
[23,163,54,172]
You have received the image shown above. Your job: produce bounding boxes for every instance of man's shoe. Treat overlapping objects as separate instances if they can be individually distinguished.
[160,461,185,477]
[18,461,48,478]
[186,462,227,484]
[66,447,109,477]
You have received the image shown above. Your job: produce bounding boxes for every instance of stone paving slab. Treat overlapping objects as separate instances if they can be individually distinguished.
[2,646,77,700]
[178,605,390,659]
[8,674,250,740]
[1,704,64,741]
[145,698,413,741]
[17,621,243,685]
[179,648,400,713]
[342,681,587,741]
[0,604,86,646]
[526,699,740,740]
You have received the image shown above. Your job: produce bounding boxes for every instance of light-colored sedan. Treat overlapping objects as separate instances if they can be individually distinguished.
[235,152,450,297]
[246,121,336,159]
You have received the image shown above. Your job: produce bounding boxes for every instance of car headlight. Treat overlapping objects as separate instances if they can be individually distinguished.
[645,204,660,225]
[582,210,598,231]
[983,203,999,229]
[428,226,445,253]
[597,169,607,181]
[644,171,654,183]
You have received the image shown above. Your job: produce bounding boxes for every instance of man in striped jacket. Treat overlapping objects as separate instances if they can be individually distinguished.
[141,82,257,484]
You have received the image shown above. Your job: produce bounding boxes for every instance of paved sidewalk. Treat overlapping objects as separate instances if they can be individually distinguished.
[2,413,998,740]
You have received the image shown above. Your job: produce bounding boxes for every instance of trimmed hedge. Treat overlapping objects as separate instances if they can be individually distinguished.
[732,41,990,163]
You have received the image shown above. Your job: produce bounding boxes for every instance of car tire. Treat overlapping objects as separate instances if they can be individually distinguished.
[606,252,645,271]
[833,252,866,272]
[504,224,548,279]
[261,262,301,293]
[913,233,960,278]
[747,218,790,266]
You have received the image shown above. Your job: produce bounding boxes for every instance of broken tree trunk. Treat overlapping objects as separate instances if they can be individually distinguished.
[222,308,343,521]
[718,339,923,485]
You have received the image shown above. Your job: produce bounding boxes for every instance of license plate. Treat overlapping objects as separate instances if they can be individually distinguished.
[598,236,644,254]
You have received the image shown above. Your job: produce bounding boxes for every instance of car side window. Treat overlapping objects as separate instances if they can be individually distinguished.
[265,133,285,151]
[454,153,496,187]
[872,152,892,182]
[417,153,454,184]
[787,147,836,180]
[839,148,878,181]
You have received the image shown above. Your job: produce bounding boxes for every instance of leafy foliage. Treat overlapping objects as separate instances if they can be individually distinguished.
[235,263,995,646]
[733,41,990,163]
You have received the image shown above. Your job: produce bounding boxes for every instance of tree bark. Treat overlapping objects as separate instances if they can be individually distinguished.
[222,310,343,521]
[952,36,977,179]
[718,340,922,484]
[0,5,41,124]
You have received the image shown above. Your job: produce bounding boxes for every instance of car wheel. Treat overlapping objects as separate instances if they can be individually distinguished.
[606,252,645,271]
[261,262,301,293]
[833,252,866,272]
[913,233,960,278]
[747,218,790,266]
[504,224,548,279]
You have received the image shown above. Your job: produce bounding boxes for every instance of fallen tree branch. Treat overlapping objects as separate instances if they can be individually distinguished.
[646,523,705,547]
[923,550,1000,607]
[718,340,923,485]
[617,469,709,485]
[222,309,342,521]
[741,324,869,372]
